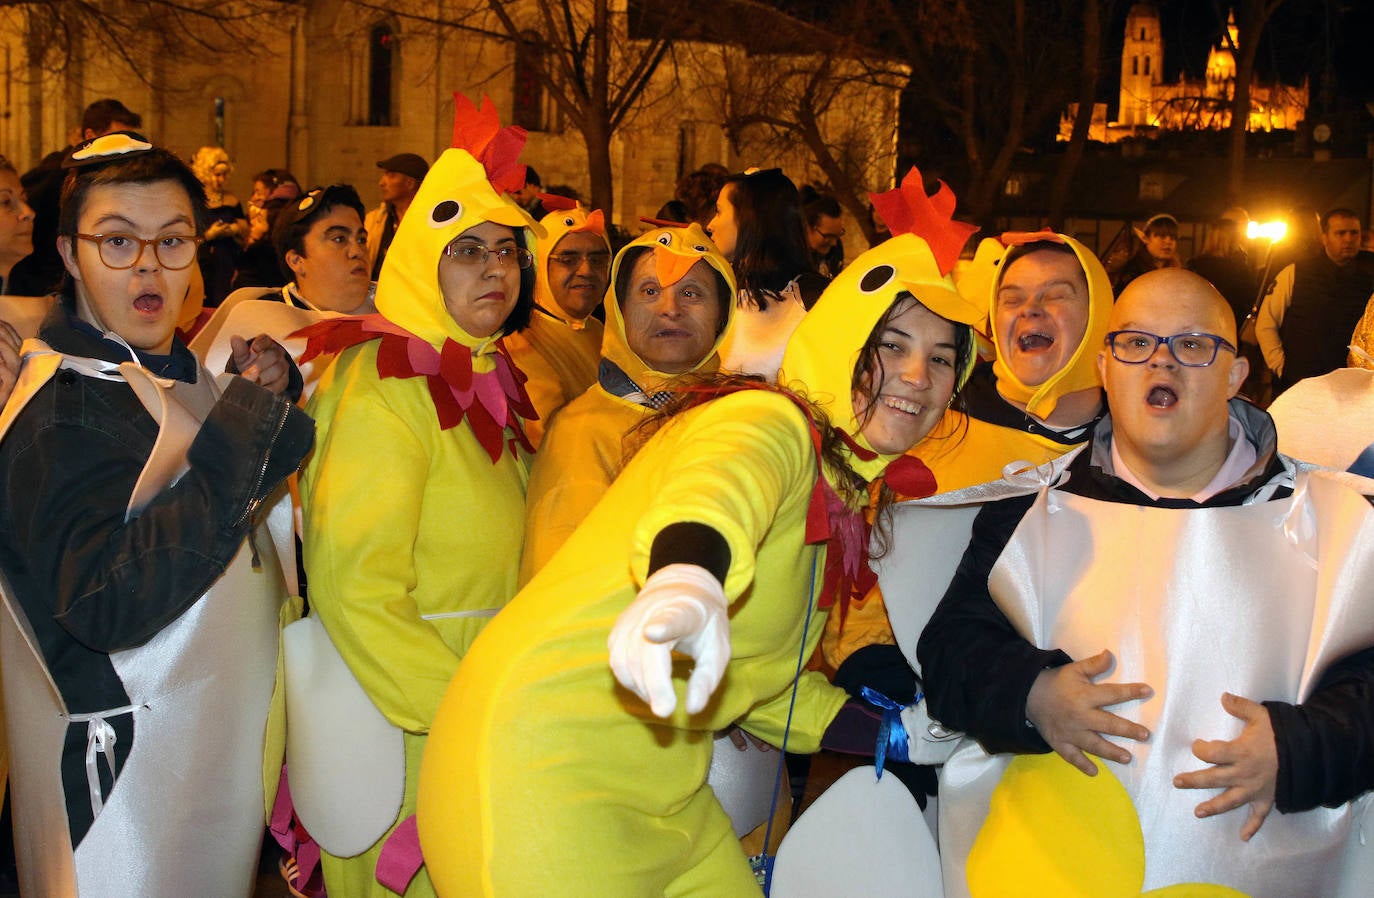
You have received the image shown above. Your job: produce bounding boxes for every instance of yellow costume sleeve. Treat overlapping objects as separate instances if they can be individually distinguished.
[628,392,814,601]
[518,387,641,584]
[301,356,461,734]
[738,670,849,754]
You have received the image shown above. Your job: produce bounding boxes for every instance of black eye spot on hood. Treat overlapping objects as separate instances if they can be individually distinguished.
[859,264,896,294]
[429,200,462,227]
[656,233,673,246]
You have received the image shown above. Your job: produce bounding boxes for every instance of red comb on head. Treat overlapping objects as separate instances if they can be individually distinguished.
[451,93,529,194]
[869,167,978,277]
[638,217,689,229]
[539,193,578,213]
[1000,229,1063,247]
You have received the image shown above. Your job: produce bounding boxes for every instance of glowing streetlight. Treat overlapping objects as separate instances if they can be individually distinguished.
[1247,220,1287,242]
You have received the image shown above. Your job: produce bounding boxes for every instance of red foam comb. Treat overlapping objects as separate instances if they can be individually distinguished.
[539,193,578,212]
[638,217,689,229]
[869,167,978,277]
[1000,228,1062,247]
[451,93,529,195]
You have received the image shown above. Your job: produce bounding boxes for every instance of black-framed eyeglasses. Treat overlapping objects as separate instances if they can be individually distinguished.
[548,250,611,271]
[813,226,844,241]
[1105,330,1238,367]
[442,242,534,269]
[74,233,203,271]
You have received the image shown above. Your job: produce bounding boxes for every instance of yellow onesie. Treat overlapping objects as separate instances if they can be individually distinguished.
[297,101,543,898]
[518,223,735,584]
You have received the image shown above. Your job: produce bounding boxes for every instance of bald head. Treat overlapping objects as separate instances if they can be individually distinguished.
[1111,269,1238,345]
[1098,268,1250,498]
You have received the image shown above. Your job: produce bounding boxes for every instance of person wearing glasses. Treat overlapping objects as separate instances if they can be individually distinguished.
[0,132,313,893]
[802,186,845,279]
[919,268,1374,896]
[502,201,612,447]
[292,96,542,898]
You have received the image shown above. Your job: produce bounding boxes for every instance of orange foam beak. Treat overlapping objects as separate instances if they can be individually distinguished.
[654,248,701,288]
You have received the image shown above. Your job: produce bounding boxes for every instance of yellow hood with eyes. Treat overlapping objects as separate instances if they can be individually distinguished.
[373,148,545,352]
[602,223,736,393]
[778,232,984,483]
[535,205,610,321]
[988,234,1113,420]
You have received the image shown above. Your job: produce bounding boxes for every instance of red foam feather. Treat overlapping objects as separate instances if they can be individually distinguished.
[438,339,474,392]
[883,455,938,499]
[868,166,978,277]
[539,193,578,212]
[450,93,529,195]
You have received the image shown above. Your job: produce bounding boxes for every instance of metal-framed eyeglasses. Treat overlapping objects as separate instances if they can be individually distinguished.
[442,242,534,269]
[548,250,612,271]
[74,233,203,271]
[1104,330,1238,367]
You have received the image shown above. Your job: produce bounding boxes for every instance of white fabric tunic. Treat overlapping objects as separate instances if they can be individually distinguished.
[939,464,1374,897]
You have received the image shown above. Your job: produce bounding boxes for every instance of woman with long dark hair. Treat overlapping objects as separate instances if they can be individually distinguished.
[708,168,827,379]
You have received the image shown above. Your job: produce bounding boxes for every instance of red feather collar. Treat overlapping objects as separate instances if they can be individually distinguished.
[292,314,536,463]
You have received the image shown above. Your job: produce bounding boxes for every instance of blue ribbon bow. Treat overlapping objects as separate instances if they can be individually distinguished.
[859,686,923,778]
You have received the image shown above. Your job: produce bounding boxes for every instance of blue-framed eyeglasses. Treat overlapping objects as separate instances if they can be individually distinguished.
[1105,330,1238,367]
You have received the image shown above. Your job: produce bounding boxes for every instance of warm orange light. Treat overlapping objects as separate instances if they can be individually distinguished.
[1247,220,1287,242]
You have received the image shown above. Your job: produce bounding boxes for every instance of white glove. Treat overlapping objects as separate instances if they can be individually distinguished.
[608,563,731,718]
[898,700,963,766]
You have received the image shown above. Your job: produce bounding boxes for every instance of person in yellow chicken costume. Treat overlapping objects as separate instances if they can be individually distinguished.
[417,173,986,897]
[821,229,1116,800]
[501,198,610,448]
[518,222,735,584]
[292,94,543,898]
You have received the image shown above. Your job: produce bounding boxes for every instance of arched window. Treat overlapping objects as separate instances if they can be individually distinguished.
[368,22,396,126]
[513,31,552,132]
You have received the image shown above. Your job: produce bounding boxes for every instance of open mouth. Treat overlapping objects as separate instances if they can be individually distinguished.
[1017,332,1054,352]
[132,293,163,314]
[882,396,924,416]
[1146,385,1178,408]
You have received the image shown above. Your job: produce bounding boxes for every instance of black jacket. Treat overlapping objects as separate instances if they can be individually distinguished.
[917,400,1374,814]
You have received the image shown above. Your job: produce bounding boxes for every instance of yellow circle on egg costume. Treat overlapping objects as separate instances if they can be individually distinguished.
[968,753,1249,898]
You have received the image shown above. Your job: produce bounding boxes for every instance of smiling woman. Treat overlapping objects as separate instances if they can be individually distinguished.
[416,202,985,897]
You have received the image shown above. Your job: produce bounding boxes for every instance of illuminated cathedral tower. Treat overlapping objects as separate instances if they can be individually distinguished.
[1119,2,1163,127]
[1059,3,1307,142]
